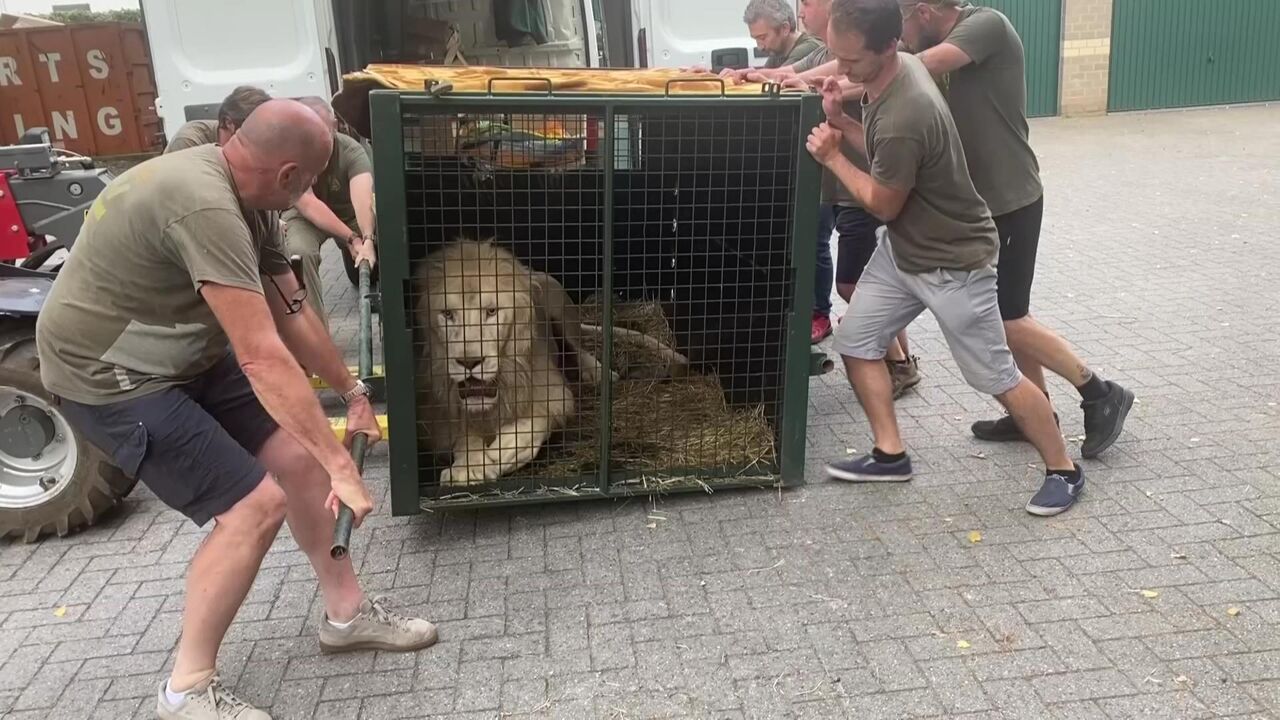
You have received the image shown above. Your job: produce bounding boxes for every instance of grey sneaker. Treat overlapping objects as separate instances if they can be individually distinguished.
[319,595,439,654]
[156,676,271,720]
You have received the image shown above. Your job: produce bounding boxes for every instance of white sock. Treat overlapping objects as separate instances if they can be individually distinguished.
[164,679,187,706]
[327,615,355,629]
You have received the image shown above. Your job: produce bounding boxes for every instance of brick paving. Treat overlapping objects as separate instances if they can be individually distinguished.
[3,104,1280,719]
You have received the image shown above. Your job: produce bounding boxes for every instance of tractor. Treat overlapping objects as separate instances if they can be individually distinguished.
[0,129,136,542]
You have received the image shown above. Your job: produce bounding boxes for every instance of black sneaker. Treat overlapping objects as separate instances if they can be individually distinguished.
[1026,464,1085,516]
[971,412,1059,442]
[1079,381,1134,459]
[825,453,913,483]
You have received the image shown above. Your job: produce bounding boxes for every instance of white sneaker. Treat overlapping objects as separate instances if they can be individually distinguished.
[155,675,271,720]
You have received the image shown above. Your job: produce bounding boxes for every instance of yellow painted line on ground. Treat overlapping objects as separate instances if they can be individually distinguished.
[312,366,385,389]
[329,414,390,441]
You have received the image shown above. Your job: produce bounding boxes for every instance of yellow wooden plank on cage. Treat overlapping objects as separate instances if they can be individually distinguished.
[329,414,389,441]
[312,367,385,390]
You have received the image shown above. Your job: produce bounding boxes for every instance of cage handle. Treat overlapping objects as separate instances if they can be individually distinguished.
[424,79,454,97]
[664,77,727,97]
[487,77,555,96]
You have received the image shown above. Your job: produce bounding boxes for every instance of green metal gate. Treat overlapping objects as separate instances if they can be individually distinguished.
[1109,0,1280,112]
[976,0,1063,118]
[371,85,822,514]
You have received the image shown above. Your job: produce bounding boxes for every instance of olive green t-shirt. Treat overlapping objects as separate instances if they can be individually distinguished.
[941,5,1043,217]
[309,133,373,223]
[862,53,998,274]
[35,145,291,404]
[164,119,219,153]
[790,44,829,74]
[765,32,824,70]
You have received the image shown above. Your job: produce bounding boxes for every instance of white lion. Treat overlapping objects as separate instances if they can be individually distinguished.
[415,239,686,487]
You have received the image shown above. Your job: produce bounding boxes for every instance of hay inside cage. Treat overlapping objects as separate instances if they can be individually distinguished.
[503,298,778,480]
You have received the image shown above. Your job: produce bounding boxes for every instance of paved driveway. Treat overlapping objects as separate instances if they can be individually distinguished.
[2,104,1279,720]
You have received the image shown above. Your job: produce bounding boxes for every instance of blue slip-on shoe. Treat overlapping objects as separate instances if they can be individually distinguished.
[826,453,913,483]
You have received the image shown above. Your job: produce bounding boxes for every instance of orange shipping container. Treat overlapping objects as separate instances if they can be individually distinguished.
[0,22,160,156]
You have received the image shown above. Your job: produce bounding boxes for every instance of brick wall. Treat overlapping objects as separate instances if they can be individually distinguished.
[1060,0,1113,116]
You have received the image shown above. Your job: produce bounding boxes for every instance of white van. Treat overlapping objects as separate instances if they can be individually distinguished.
[139,0,770,143]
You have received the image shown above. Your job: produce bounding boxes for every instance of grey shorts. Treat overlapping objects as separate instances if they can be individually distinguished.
[832,229,1022,396]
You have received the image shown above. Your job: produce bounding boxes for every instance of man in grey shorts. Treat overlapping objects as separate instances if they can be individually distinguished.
[808,0,1084,515]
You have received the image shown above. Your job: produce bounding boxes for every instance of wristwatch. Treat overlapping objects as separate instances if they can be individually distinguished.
[340,379,372,405]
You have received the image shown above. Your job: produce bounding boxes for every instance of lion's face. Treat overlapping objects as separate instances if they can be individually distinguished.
[422,250,535,415]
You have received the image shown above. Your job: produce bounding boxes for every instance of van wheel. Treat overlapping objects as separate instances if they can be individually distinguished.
[0,323,137,543]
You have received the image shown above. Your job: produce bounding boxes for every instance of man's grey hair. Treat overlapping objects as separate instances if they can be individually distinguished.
[743,0,798,31]
[296,95,337,129]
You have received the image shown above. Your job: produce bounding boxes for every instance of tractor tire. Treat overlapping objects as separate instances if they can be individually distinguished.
[0,322,137,543]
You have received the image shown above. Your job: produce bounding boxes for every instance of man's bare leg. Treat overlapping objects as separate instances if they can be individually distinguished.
[824,355,914,482]
[994,377,1073,471]
[845,356,903,453]
[256,429,439,653]
[257,429,363,622]
[1006,316,1079,389]
[977,315,1135,458]
[170,478,287,690]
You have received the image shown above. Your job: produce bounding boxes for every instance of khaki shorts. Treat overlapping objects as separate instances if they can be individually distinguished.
[832,229,1022,397]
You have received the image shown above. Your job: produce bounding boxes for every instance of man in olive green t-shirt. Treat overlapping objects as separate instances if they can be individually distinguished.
[900,0,1133,458]
[807,0,1083,517]
[285,96,377,327]
[163,85,272,154]
[35,99,435,720]
[741,0,825,69]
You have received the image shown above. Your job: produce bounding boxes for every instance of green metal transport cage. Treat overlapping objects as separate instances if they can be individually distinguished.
[367,81,824,514]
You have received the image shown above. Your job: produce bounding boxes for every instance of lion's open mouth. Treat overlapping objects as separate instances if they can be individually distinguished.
[457,378,499,400]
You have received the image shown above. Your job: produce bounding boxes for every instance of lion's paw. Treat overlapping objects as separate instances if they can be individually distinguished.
[439,463,486,487]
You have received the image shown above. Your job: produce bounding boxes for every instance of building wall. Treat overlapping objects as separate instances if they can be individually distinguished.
[1060,0,1113,116]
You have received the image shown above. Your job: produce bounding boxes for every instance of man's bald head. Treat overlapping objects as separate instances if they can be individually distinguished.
[223,99,332,210]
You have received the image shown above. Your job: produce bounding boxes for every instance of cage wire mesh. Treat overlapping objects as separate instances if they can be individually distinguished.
[395,94,809,506]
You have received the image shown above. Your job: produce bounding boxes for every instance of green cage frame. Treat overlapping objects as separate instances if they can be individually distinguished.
[368,85,824,514]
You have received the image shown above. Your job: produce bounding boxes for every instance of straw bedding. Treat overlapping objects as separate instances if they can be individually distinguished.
[501,297,777,480]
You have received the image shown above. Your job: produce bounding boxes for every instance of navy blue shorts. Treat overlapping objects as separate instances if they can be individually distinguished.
[54,353,279,526]
[992,195,1044,321]
[832,205,881,286]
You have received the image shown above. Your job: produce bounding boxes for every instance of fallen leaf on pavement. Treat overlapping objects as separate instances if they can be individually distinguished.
[968,531,983,544]
[1140,589,1160,599]
[956,640,971,649]
[1227,607,1241,617]
[53,606,67,617]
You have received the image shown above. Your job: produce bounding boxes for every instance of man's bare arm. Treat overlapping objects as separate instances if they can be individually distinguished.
[200,282,360,476]
[293,189,356,242]
[264,270,382,448]
[349,172,375,240]
[264,272,358,397]
[826,154,910,222]
[797,59,841,83]
[916,43,974,78]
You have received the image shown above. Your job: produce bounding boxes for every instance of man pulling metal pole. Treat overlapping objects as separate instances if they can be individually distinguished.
[36,99,436,720]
